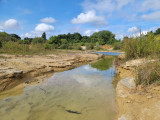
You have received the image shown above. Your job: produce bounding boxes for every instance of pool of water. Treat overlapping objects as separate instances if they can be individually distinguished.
[0,54,118,120]
[96,52,123,56]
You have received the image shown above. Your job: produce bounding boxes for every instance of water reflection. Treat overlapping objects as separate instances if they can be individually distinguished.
[0,58,117,120]
[91,58,114,71]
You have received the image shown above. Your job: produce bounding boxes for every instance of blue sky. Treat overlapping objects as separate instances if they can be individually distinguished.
[0,0,160,39]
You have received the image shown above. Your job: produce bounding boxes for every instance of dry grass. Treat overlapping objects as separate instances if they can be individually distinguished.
[136,60,160,86]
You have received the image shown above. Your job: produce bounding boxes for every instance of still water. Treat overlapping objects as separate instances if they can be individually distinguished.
[0,56,118,120]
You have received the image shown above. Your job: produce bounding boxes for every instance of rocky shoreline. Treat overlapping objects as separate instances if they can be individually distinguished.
[0,52,103,93]
[116,55,160,120]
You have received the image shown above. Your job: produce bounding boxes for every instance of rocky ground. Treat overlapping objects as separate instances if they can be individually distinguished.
[116,55,160,120]
[0,52,103,94]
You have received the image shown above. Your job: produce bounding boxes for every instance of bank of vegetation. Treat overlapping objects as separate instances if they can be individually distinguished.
[0,30,119,55]
[115,28,160,86]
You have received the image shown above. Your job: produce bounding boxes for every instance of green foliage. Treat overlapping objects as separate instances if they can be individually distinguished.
[10,34,21,40]
[90,30,117,45]
[32,37,45,44]
[49,36,61,45]
[154,28,160,35]
[86,43,94,50]
[91,57,114,71]
[42,32,46,41]
[0,32,15,42]
[113,42,123,50]
[95,42,101,50]
[124,33,160,60]
[0,41,2,48]
[0,41,29,54]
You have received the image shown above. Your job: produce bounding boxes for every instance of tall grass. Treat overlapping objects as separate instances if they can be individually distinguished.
[136,61,160,86]
[124,33,160,60]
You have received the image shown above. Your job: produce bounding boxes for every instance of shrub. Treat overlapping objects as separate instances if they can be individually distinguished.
[113,42,122,50]
[32,37,45,44]
[86,43,94,50]
[124,33,160,60]
[136,61,160,86]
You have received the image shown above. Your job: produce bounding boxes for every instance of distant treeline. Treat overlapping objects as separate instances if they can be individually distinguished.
[0,30,119,54]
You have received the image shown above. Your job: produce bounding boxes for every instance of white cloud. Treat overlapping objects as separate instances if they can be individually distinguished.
[21,23,55,39]
[21,33,33,38]
[71,10,108,26]
[115,34,124,40]
[0,26,3,29]
[141,11,160,21]
[40,17,56,23]
[82,0,133,13]
[35,23,54,32]
[141,0,160,11]
[82,0,115,13]
[128,27,139,33]
[4,19,19,30]
[116,0,132,9]
[84,29,99,36]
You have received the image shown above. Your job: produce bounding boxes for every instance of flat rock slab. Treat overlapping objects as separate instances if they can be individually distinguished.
[119,78,136,90]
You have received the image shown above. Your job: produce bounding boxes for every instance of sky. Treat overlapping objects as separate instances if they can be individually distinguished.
[0,0,160,39]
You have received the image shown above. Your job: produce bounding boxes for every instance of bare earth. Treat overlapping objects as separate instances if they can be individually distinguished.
[116,56,160,120]
[0,52,103,99]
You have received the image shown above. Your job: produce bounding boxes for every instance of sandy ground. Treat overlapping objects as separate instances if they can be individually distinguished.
[116,56,160,120]
[0,52,103,96]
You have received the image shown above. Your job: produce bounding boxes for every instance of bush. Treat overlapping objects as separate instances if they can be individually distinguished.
[136,61,160,86]
[32,37,45,44]
[86,43,94,50]
[113,42,122,50]
[124,33,160,60]
[0,41,29,54]
[95,42,101,50]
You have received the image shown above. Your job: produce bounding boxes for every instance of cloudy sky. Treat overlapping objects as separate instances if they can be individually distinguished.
[0,0,160,39]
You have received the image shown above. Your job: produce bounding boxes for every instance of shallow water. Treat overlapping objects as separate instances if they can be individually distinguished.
[0,58,117,120]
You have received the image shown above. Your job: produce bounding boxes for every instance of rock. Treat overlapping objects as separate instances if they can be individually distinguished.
[147,95,152,99]
[118,54,125,60]
[119,78,136,90]
[118,114,128,120]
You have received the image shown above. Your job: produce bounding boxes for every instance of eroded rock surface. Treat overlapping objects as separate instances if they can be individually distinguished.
[0,52,103,92]
[116,58,160,120]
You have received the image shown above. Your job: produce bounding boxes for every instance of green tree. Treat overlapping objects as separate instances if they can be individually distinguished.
[42,32,47,41]
[90,30,116,45]
[154,28,160,35]
[10,34,21,40]
[48,36,61,45]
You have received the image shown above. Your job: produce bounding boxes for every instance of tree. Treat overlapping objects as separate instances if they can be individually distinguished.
[154,28,160,35]
[48,36,61,45]
[42,32,46,41]
[10,34,21,40]
[90,30,116,45]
